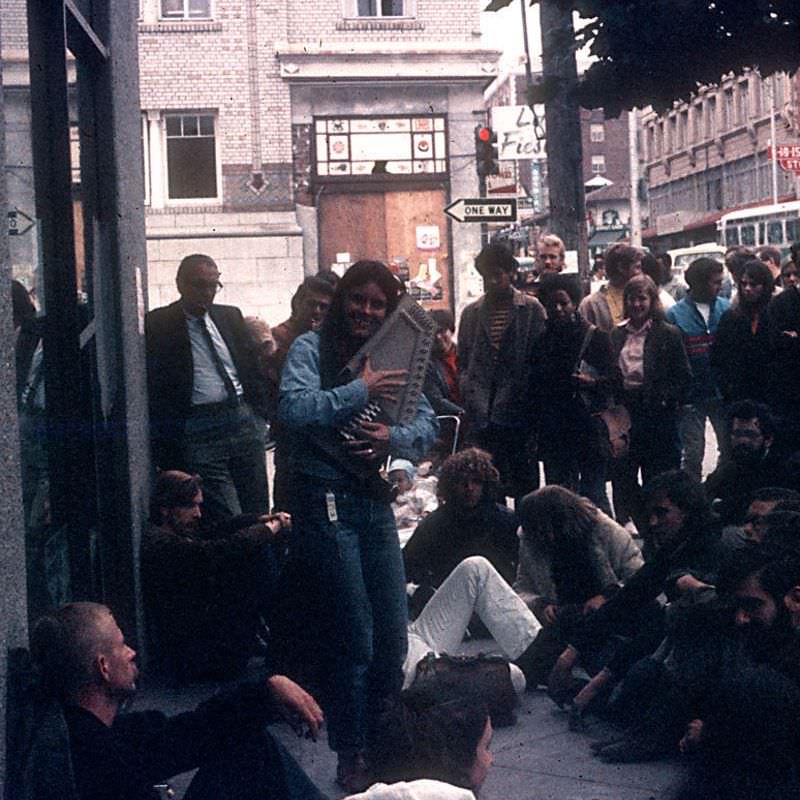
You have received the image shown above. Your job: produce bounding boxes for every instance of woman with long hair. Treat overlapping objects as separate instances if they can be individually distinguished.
[711,258,774,405]
[610,274,691,530]
[279,261,438,792]
[513,485,642,687]
[534,273,613,513]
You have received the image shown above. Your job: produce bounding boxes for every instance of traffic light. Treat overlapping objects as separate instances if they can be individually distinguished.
[475,125,499,177]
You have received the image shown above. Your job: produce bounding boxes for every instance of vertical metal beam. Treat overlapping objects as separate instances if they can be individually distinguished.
[26,0,92,599]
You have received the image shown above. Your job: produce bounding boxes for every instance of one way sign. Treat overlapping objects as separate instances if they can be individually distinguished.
[444,198,518,224]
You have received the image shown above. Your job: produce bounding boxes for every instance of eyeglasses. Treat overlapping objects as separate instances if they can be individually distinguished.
[187,279,223,293]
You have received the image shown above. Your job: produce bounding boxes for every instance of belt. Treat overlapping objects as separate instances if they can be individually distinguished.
[189,395,246,415]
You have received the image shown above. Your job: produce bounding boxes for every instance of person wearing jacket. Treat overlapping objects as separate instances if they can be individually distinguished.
[711,259,774,406]
[611,275,692,530]
[457,244,546,504]
[534,273,614,512]
[665,257,731,480]
[513,485,643,685]
[279,261,438,793]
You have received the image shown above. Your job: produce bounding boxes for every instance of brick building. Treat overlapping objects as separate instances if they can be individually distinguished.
[640,70,800,250]
[138,0,500,318]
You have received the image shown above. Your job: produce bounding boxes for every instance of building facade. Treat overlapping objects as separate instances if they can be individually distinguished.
[641,70,800,250]
[138,0,500,318]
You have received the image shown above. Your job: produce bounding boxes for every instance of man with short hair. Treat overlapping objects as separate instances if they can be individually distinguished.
[458,243,546,502]
[141,470,290,681]
[757,245,782,284]
[266,275,334,510]
[146,254,269,523]
[536,233,566,275]
[705,400,800,525]
[666,257,731,480]
[578,243,643,332]
[25,602,325,800]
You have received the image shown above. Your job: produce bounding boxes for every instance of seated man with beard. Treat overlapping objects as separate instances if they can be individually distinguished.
[705,400,800,526]
[403,448,518,616]
[141,470,290,681]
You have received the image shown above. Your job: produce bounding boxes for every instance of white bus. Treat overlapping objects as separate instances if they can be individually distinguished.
[717,200,800,254]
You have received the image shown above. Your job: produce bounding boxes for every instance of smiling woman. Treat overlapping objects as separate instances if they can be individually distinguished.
[278,261,438,793]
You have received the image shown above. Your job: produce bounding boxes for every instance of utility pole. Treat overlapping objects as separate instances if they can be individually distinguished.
[539,0,589,287]
[628,108,642,246]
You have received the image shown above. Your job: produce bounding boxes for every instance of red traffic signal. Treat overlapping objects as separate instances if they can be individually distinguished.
[474,125,499,177]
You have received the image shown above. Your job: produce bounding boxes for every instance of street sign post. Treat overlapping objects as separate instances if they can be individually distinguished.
[444,197,518,223]
[7,208,35,236]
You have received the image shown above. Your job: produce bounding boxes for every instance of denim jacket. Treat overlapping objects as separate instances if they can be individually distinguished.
[279,331,438,481]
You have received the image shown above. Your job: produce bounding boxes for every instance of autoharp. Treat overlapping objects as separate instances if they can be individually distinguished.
[316,293,436,476]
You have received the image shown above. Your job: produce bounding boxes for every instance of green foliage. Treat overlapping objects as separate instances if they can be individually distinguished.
[486,0,800,115]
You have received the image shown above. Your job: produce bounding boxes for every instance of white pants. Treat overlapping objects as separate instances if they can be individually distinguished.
[403,556,542,691]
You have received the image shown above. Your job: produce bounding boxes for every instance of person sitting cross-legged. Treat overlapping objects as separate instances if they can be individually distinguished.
[24,602,325,800]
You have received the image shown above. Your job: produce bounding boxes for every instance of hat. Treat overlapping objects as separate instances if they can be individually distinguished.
[388,459,416,481]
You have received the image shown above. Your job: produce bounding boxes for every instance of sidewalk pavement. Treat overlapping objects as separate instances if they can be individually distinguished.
[136,652,686,800]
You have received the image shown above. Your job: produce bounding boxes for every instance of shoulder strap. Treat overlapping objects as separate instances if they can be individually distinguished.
[573,322,596,373]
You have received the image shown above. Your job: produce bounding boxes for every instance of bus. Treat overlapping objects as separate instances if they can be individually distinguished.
[717,200,800,255]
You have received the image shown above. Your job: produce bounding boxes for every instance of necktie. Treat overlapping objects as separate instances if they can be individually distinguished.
[200,317,238,401]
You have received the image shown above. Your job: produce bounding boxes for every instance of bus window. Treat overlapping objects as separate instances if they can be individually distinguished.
[741,224,756,246]
[788,219,800,243]
[758,222,765,245]
[767,221,784,245]
[725,227,740,246]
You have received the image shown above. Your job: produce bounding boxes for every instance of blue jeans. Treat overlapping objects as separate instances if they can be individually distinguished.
[289,482,408,754]
[678,400,726,480]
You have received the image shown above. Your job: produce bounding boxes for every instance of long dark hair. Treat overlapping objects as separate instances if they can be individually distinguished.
[518,485,604,603]
[369,684,490,790]
[318,260,402,385]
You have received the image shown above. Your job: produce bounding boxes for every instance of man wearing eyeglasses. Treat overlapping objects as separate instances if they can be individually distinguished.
[146,253,269,523]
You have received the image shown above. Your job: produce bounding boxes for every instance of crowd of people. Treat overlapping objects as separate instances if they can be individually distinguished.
[11,235,800,800]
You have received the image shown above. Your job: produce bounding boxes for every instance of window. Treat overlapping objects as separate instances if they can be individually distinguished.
[737,80,749,123]
[591,155,606,174]
[740,224,756,246]
[647,126,655,160]
[165,113,218,200]
[141,114,149,206]
[788,219,800,243]
[692,104,703,142]
[767,221,784,245]
[706,95,717,138]
[589,123,604,143]
[351,0,408,16]
[668,116,677,152]
[723,88,734,129]
[679,110,688,148]
[160,0,211,20]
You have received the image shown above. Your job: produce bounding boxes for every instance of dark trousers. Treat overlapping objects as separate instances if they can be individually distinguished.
[612,395,680,528]
[184,726,327,800]
[472,422,538,505]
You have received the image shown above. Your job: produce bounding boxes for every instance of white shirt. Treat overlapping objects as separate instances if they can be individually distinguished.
[186,312,243,405]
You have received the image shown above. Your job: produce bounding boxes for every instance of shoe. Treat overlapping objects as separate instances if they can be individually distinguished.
[336,753,371,794]
[597,737,667,763]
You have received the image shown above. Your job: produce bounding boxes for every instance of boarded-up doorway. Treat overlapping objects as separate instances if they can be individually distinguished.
[319,188,450,310]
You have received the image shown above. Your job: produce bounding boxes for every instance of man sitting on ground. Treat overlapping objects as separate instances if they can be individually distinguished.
[705,400,800,526]
[27,601,325,800]
[141,470,291,681]
[403,448,518,616]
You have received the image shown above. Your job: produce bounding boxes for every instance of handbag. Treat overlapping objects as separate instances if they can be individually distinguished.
[411,652,518,727]
[595,404,632,460]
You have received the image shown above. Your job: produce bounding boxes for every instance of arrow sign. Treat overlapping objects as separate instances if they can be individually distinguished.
[444,198,518,224]
[8,208,35,236]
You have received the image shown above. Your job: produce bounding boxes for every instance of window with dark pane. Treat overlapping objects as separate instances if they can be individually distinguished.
[166,113,218,200]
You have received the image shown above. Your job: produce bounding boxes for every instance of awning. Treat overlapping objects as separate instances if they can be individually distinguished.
[588,229,626,246]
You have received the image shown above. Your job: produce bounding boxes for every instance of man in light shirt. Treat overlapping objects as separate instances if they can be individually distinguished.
[145,254,269,522]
